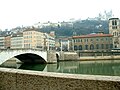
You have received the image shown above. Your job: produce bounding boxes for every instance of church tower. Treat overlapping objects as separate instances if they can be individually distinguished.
[109,18,120,48]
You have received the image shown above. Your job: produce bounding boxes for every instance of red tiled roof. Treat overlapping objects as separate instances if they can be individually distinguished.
[72,34,113,39]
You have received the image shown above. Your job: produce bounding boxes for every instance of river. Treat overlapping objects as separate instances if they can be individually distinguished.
[1,59,120,76]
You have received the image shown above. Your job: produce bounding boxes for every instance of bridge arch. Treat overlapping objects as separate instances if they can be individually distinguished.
[15,53,46,63]
[0,50,47,65]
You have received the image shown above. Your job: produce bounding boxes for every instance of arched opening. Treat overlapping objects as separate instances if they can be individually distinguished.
[74,45,78,51]
[15,53,46,63]
[90,44,94,50]
[79,45,82,50]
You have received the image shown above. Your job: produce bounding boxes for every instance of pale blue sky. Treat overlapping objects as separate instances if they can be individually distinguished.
[0,0,119,30]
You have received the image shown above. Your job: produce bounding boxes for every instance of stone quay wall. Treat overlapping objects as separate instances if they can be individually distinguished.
[59,52,79,61]
[0,68,120,90]
[47,51,57,63]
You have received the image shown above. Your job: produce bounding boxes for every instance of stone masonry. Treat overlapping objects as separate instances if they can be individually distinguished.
[0,68,120,90]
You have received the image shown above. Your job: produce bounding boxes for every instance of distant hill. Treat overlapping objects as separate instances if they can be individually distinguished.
[39,19,109,38]
[0,19,109,38]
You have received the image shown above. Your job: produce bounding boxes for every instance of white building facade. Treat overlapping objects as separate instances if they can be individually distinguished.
[11,35,24,49]
[0,36,5,49]
[44,33,55,51]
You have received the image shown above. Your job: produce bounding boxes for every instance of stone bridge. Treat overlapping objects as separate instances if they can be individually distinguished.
[0,49,59,65]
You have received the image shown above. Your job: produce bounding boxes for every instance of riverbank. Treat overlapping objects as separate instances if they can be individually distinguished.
[79,55,120,61]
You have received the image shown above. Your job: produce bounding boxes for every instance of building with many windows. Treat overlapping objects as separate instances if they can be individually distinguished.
[23,29,45,49]
[70,33,113,52]
[11,34,24,49]
[109,18,120,48]
[0,36,5,49]
[5,36,11,49]
[44,33,55,51]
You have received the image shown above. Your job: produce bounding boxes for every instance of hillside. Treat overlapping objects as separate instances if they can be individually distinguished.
[40,19,109,37]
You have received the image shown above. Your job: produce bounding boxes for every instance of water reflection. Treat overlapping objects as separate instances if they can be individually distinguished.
[19,63,46,71]
[18,60,120,76]
[1,60,120,76]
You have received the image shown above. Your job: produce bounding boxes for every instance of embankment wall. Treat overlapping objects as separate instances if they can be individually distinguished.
[0,68,120,90]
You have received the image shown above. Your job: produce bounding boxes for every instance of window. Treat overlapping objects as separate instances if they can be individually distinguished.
[79,45,82,50]
[74,45,77,51]
[81,39,82,42]
[117,32,119,36]
[112,20,114,25]
[101,44,104,49]
[110,44,113,48]
[106,38,108,40]
[84,39,86,42]
[96,38,99,41]
[91,39,93,41]
[112,26,117,29]
[90,44,94,50]
[115,20,117,25]
[115,32,116,36]
[78,39,80,42]
[96,44,99,49]
[113,32,114,36]
[101,38,103,41]
[74,39,76,43]
[112,20,117,25]
[85,45,88,50]
[106,44,108,49]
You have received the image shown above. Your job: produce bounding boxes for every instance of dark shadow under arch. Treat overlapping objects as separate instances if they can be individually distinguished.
[15,53,46,63]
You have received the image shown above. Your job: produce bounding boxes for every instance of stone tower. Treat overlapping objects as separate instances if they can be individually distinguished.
[109,18,120,48]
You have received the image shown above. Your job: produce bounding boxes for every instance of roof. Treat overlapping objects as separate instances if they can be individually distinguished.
[23,27,39,32]
[72,34,113,39]
[109,18,119,20]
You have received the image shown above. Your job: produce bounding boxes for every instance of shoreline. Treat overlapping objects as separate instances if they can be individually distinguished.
[79,55,120,61]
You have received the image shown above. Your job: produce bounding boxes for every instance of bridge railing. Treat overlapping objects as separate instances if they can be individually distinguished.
[0,48,56,52]
[0,48,45,52]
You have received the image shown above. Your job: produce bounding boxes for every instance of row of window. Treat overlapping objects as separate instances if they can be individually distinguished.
[24,44,31,48]
[74,44,113,50]
[24,36,43,39]
[11,38,23,40]
[112,32,120,36]
[24,32,36,35]
[74,38,112,43]
[112,26,117,29]
[11,42,23,45]
[24,31,42,35]
[112,20,117,26]
[24,40,32,43]
[11,45,23,47]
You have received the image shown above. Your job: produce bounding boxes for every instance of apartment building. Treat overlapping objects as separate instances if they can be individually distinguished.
[44,33,55,50]
[11,34,24,49]
[70,33,113,52]
[5,36,11,49]
[23,29,45,49]
[109,18,120,48]
[0,36,5,49]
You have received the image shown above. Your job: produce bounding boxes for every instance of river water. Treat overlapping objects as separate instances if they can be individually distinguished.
[1,60,120,76]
